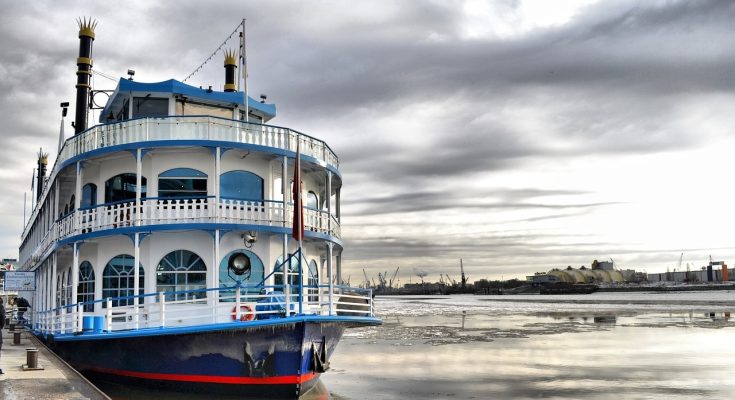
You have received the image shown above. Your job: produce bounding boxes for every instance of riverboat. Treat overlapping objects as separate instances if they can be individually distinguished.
[16,18,380,398]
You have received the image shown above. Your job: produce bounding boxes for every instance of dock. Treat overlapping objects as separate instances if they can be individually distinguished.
[0,326,110,400]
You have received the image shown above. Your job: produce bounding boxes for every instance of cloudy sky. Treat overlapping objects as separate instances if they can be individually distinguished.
[1,0,734,283]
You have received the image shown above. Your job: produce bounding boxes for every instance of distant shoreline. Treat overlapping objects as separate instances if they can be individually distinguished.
[375,283,735,296]
[597,284,735,293]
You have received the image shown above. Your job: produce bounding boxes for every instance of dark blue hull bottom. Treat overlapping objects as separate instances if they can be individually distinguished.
[42,321,348,398]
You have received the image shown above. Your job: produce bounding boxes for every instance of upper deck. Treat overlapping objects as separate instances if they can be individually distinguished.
[20,80,341,268]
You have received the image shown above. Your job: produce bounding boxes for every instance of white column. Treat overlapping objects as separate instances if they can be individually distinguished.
[211,229,220,319]
[215,147,221,221]
[336,250,342,286]
[135,149,142,226]
[133,233,140,316]
[282,155,288,227]
[327,242,333,315]
[71,242,79,307]
[51,253,58,310]
[38,265,44,312]
[54,183,60,226]
[75,162,82,210]
[336,188,341,224]
[326,171,332,233]
[128,93,134,119]
[75,162,82,234]
[282,156,289,315]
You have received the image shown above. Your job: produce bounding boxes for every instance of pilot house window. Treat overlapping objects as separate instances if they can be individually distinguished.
[132,97,169,118]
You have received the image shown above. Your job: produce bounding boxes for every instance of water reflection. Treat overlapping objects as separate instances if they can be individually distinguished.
[96,294,735,400]
[326,295,735,399]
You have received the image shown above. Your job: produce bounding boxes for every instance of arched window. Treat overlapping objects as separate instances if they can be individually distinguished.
[220,170,263,201]
[219,249,264,298]
[65,270,72,306]
[156,250,207,301]
[158,168,208,198]
[307,259,319,302]
[69,195,75,214]
[105,173,147,203]
[102,254,144,307]
[81,183,97,209]
[273,254,301,292]
[78,261,95,312]
[307,191,319,210]
[56,271,65,307]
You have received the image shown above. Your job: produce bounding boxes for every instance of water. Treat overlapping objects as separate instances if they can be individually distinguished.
[99,291,735,399]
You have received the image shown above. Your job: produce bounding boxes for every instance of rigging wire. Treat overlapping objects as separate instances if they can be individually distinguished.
[92,69,118,82]
[183,20,244,83]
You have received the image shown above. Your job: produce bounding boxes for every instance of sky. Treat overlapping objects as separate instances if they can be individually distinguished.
[1,0,734,284]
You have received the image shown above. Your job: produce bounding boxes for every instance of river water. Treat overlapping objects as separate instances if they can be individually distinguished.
[321,292,735,400]
[100,291,735,399]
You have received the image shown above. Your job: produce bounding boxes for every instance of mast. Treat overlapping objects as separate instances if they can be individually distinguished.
[240,18,248,123]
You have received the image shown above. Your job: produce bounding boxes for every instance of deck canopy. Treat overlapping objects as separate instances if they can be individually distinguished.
[99,78,276,124]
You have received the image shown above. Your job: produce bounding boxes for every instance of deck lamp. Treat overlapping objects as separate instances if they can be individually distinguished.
[60,102,69,117]
[228,252,252,279]
[243,231,257,248]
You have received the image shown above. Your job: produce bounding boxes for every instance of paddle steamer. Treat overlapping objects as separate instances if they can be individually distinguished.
[16,18,379,398]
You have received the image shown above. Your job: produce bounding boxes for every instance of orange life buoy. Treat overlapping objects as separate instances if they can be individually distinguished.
[231,304,255,321]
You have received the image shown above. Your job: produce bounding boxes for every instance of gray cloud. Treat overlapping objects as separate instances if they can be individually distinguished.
[1,0,734,280]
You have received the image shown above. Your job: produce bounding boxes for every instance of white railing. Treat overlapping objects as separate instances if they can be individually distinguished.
[69,197,337,239]
[31,284,374,336]
[22,116,340,248]
[59,116,339,170]
[22,198,340,271]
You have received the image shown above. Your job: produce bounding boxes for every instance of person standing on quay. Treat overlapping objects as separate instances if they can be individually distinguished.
[16,297,30,324]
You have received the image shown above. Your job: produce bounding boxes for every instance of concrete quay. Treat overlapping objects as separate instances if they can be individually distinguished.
[0,325,110,400]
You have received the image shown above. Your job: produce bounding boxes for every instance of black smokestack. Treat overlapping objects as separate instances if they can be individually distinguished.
[74,17,97,134]
[36,149,48,201]
[223,50,237,92]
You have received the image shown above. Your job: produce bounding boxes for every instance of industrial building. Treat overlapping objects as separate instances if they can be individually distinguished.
[647,261,732,283]
[528,260,645,285]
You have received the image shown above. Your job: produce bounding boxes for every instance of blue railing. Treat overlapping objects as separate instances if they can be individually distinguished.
[30,280,374,335]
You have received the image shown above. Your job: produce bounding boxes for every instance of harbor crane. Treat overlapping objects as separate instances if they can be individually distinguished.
[389,267,399,289]
[363,268,371,288]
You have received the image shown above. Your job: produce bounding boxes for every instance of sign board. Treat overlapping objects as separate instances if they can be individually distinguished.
[3,271,36,291]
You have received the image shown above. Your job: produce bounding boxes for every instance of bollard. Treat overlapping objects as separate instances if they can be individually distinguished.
[26,348,39,369]
[13,331,21,345]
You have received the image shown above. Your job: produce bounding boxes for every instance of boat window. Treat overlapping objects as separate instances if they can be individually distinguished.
[156,250,207,301]
[132,97,169,118]
[78,261,95,312]
[308,260,319,302]
[307,191,318,210]
[273,254,301,291]
[105,173,147,203]
[177,100,233,119]
[102,254,144,307]
[220,170,263,201]
[218,249,264,298]
[240,111,262,124]
[64,270,72,307]
[81,184,97,209]
[158,168,208,198]
[56,271,67,307]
